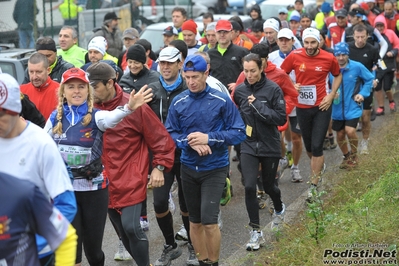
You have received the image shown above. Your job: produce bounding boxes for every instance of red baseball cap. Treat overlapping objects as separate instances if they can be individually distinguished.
[215,20,232,32]
[333,0,344,11]
[61,68,90,84]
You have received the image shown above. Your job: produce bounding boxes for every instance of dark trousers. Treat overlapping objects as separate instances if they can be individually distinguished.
[73,188,108,265]
[241,154,282,229]
[108,203,150,266]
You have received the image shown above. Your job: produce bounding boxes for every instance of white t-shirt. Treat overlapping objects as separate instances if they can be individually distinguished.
[207,75,230,97]
[0,122,73,199]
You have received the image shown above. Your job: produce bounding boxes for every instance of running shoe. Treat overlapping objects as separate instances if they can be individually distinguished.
[186,243,199,266]
[328,136,337,149]
[286,151,293,167]
[290,168,303,183]
[279,157,289,170]
[376,107,385,116]
[346,154,358,169]
[390,101,396,113]
[220,178,231,206]
[339,155,350,169]
[140,217,149,231]
[175,225,188,241]
[306,185,317,203]
[246,230,265,251]
[323,138,330,150]
[114,240,133,261]
[154,244,182,266]
[271,203,285,230]
[359,139,369,155]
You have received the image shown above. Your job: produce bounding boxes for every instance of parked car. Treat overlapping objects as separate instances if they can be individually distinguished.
[192,0,218,13]
[0,45,34,84]
[226,0,265,15]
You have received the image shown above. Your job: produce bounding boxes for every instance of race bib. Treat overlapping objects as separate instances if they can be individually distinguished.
[58,144,92,167]
[298,85,317,105]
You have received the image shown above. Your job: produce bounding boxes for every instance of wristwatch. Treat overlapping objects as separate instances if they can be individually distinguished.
[156,165,165,171]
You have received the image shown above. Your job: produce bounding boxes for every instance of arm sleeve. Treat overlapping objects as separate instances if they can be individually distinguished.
[374,28,388,59]
[94,104,133,131]
[32,187,74,258]
[54,224,77,266]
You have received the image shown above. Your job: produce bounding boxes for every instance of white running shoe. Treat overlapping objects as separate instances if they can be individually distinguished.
[246,230,265,251]
[114,240,132,261]
[271,203,285,230]
[279,157,289,171]
[359,139,369,155]
[290,168,303,183]
[175,225,188,241]
[306,185,317,203]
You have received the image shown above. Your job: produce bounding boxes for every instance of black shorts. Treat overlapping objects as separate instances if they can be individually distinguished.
[181,164,228,225]
[289,116,301,134]
[375,71,394,92]
[332,118,360,131]
[363,91,373,110]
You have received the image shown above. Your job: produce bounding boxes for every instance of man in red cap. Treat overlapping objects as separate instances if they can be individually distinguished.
[181,19,202,56]
[208,20,249,92]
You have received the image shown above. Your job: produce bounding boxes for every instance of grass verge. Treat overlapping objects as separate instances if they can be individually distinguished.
[257,115,399,266]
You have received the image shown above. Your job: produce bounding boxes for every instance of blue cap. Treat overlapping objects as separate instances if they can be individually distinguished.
[334,42,349,56]
[321,2,331,13]
[183,55,207,72]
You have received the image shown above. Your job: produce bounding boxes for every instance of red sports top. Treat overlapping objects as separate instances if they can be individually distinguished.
[20,77,59,120]
[280,48,340,109]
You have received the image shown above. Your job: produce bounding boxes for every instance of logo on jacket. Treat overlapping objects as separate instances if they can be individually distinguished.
[0,216,11,239]
[299,63,306,72]
[363,54,368,57]
[315,66,323,71]
[80,128,94,141]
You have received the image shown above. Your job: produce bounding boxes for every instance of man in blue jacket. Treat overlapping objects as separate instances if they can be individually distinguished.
[165,54,246,266]
[330,42,374,169]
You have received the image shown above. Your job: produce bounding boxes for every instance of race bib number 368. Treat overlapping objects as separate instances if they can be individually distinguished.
[298,85,317,105]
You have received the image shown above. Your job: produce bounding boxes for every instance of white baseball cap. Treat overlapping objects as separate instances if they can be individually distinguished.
[0,73,22,115]
[157,47,182,63]
[278,28,294,39]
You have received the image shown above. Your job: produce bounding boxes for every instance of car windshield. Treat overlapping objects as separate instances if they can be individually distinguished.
[140,28,166,52]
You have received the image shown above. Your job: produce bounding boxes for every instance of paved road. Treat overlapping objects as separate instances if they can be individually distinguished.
[81,96,395,266]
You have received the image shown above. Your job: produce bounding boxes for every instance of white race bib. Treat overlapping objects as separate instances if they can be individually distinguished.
[298,85,317,105]
[58,144,92,167]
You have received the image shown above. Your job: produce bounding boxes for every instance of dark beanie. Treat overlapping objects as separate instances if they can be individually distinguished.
[126,44,147,64]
